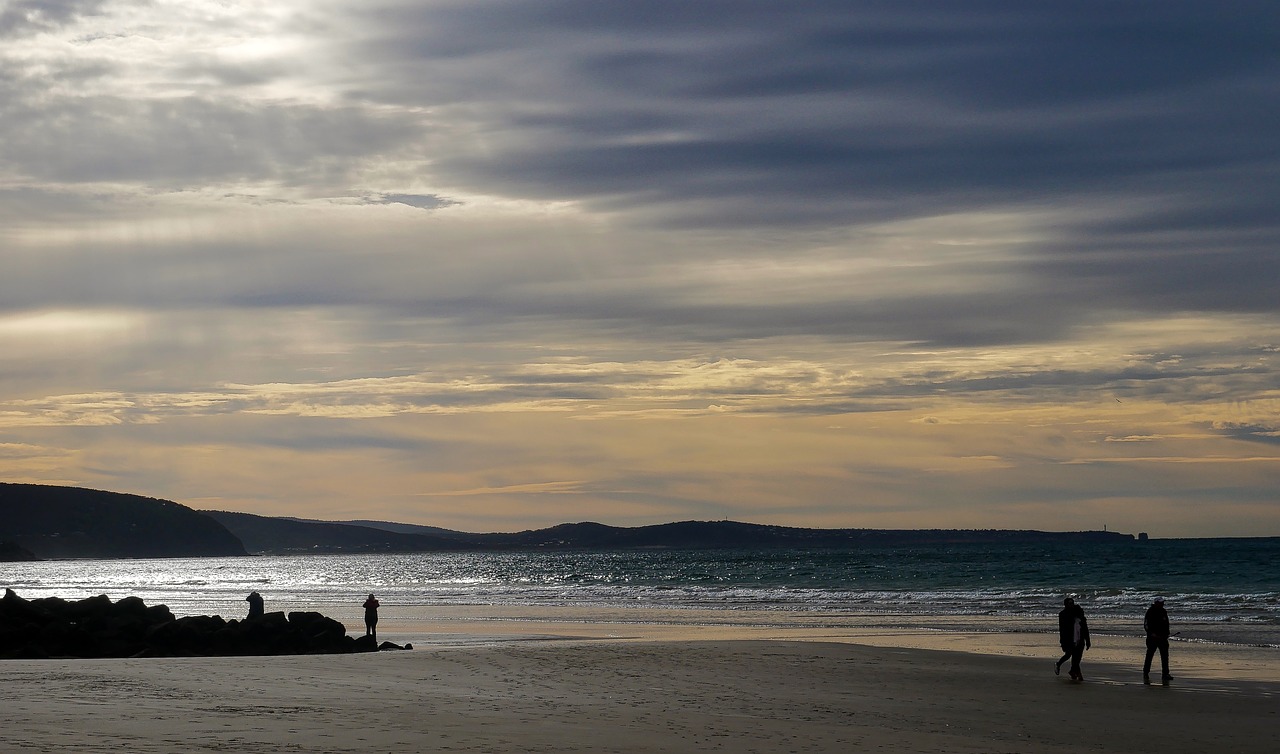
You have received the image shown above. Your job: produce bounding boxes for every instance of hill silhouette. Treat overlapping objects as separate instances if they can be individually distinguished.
[0,483,246,559]
[208,511,473,554]
[1,483,1135,559]
[205,510,1133,555]
[0,540,39,562]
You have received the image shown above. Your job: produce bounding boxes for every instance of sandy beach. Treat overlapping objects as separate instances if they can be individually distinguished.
[2,607,1276,753]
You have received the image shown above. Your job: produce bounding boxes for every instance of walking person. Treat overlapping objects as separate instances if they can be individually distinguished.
[1143,596,1173,685]
[363,593,380,642]
[1055,597,1074,675]
[1055,596,1091,681]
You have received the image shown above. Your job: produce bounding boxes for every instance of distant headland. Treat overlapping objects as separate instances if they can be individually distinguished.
[2,482,1133,560]
[1,483,246,560]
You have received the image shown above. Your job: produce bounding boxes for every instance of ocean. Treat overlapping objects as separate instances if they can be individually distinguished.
[3,538,1277,648]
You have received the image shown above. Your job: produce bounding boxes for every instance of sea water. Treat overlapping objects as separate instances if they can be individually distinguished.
[3,538,1277,647]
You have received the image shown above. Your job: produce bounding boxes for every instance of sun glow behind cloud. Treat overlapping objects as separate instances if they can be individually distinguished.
[0,310,140,338]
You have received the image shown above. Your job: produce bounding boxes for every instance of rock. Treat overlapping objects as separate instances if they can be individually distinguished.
[0,590,387,660]
[1,588,51,626]
[352,634,380,653]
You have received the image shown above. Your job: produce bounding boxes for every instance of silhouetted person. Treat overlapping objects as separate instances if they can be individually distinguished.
[1055,597,1074,674]
[1056,597,1090,681]
[1055,597,1075,675]
[1143,596,1173,685]
[363,593,380,641]
[246,590,264,619]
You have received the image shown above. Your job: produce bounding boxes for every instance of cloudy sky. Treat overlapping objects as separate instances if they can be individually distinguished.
[2,1,1278,537]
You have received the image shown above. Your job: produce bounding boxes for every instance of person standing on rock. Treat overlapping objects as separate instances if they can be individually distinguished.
[246,591,264,619]
[363,593,380,642]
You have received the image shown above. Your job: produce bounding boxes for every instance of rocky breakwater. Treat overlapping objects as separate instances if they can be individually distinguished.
[0,589,409,659]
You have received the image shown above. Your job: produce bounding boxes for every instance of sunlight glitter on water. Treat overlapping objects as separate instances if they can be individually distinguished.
[3,543,1277,647]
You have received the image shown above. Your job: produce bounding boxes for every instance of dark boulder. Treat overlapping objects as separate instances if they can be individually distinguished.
[0,590,402,659]
[147,614,230,656]
[1,588,51,626]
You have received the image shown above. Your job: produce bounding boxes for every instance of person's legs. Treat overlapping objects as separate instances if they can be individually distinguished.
[1069,643,1084,679]
[1143,637,1156,676]
[1056,647,1072,674]
[1158,639,1170,680]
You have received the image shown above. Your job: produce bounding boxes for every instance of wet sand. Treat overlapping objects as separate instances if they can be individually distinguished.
[1,606,1275,753]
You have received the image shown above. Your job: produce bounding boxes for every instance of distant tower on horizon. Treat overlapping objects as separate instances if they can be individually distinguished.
[1138,532,1149,541]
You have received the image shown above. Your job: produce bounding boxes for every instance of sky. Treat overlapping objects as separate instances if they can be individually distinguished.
[2,1,1278,537]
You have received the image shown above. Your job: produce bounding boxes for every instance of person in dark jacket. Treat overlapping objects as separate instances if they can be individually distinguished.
[1055,597,1075,674]
[363,593,381,642]
[245,591,265,619]
[1056,597,1091,681]
[1143,597,1173,684]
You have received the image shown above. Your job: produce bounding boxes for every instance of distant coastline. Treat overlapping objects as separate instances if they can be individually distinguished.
[3,481,1135,560]
[205,510,1135,556]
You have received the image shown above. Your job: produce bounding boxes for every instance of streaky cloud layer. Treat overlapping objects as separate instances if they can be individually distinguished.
[1,1,1277,535]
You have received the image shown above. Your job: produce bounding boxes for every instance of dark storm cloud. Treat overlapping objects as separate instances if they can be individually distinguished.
[4,0,1278,353]
[279,1,1280,349]
[1029,173,1280,315]
[349,1,1279,220]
